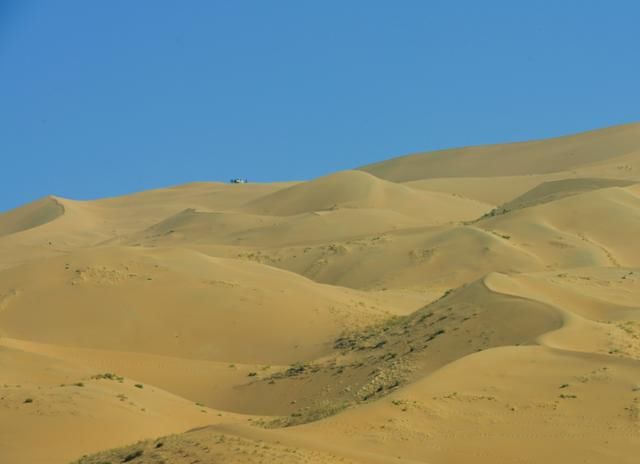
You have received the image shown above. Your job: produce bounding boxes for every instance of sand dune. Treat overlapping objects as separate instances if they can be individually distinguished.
[360,122,640,181]
[244,169,490,221]
[0,196,65,236]
[0,246,394,364]
[286,346,640,464]
[249,224,545,290]
[0,340,249,464]
[2,123,640,463]
[479,184,640,267]
[498,177,636,212]
[129,207,430,248]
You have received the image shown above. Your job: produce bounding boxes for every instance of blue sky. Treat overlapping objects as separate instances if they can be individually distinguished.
[1,1,639,212]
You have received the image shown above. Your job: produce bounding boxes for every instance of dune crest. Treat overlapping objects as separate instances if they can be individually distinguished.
[0,196,65,236]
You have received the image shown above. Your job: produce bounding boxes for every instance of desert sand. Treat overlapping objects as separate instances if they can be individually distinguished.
[1,122,640,463]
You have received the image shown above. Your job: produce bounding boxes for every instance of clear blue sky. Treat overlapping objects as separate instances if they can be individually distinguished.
[2,1,639,212]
